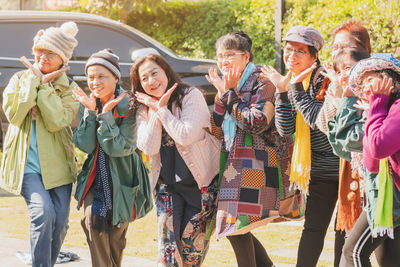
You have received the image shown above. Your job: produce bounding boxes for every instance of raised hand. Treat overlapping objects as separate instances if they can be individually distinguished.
[354,98,370,111]
[41,65,70,83]
[158,83,178,109]
[370,76,394,96]
[135,92,159,111]
[321,62,337,84]
[224,66,241,95]
[102,91,128,114]
[72,86,96,111]
[206,67,225,97]
[261,65,291,93]
[291,62,317,84]
[20,56,43,78]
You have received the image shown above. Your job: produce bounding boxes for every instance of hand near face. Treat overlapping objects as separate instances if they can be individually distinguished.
[20,56,69,84]
[291,62,317,84]
[41,65,70,83]
[135,92,159,111]
[158,83,178,109]
[261,65,291,93]
[223,66,241,95]
[72,86,96,111]
[354,98,370,111]
[321,62,337,85]
[102,91,127,114]
[369,76,394,96]
[206,67,225,98]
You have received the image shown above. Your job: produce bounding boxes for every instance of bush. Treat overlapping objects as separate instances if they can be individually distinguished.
[127,0,400,64]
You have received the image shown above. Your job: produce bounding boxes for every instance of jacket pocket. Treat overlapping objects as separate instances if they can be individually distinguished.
[114,184,139,223]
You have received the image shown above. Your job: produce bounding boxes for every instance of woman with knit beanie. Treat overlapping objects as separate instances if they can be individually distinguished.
[206,30,303,267]
[0,22,80,267]
[333,54,400,267]
[73,49,153,267]
[132,54,219,266]
[262,25,342,267]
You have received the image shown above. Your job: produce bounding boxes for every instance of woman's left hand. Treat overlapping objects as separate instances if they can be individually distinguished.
[158,83,178,109]
[223,66,241,94]
[102,91,127,114]
[354,98,370,111]
[370,76,394,96]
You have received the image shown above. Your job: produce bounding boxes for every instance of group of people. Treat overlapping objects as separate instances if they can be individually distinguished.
[0,17,399,267]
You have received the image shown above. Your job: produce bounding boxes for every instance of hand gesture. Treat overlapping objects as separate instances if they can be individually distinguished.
[158,83,178,109]
[135,92,159,111]
[261,65,291,93]
[223,66,241,94]
[354,98,370,111]
[41,65,70,83]
[370,76,394,96]
[20,56,43,78]
[291,62,317,84]
[206,68,225,97]
[321,62,338,84]
[102,91,127,114]
[341,86,355,98]
[325,83,343,100]
[72,86,96,111]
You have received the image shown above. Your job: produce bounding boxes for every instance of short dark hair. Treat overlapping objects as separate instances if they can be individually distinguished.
[215,30,254,61]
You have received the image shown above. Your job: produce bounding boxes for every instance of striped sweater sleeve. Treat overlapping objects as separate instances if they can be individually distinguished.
[275,91,296,137]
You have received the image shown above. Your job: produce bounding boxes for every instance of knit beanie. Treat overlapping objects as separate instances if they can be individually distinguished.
[32,21,78,65]
[85,49,121,79]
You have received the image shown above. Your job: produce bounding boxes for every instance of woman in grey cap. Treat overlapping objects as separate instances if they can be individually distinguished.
[0,21,80,267]
[262,25,342,267]
[72,49,153,267]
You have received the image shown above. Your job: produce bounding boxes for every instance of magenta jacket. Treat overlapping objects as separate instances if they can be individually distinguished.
[363,94,400,190]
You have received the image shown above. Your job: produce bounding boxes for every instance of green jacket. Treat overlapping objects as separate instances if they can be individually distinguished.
[0,70,79,194]
[74,88,153,226]
[328,96,400,229]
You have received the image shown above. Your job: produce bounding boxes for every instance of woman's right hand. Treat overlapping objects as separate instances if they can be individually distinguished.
[206,67,225,98]
[72,86,96,111]
[261,65,291,93]
[135,92,159,111]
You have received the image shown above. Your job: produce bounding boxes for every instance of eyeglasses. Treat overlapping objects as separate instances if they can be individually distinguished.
[215,52,245,62]
[35,50,58,60]
[330,43,358,51]
[283,46,308,57]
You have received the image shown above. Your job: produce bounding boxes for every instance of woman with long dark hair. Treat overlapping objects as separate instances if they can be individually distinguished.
[132,54,220,266]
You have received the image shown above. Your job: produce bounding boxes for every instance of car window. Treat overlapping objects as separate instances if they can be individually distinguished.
[0,23,53,58]
[73,23,145,62]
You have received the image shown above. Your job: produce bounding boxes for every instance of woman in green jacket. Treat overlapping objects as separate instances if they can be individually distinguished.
[73,49,152,267]
[0,22,80,267]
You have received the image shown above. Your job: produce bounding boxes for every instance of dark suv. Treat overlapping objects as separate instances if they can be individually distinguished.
[0,11,217,144]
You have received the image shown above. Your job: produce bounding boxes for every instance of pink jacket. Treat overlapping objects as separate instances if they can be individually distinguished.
[136,88,220,190]
[363,94,400,189]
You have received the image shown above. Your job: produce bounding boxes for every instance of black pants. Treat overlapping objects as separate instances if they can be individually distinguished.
[170,181,201,258]
[227,232,274,267]
[296,179,345,267]
[340,211,400,267]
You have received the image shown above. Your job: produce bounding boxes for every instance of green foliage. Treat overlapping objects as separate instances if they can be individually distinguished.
[126,0,400,65]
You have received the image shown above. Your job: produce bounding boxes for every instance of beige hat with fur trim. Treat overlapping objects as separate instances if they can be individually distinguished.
[32,21,78,64]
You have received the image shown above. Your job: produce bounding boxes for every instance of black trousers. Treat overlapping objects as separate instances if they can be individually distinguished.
[227,232,274,267]
[296,178,345,267]
[340,211,400,267]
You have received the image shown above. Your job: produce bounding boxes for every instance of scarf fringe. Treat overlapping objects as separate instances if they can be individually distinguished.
[372,226,394,239]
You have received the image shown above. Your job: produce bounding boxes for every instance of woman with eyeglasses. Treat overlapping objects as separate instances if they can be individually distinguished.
[262,26,341,267]
[206,30,303,267]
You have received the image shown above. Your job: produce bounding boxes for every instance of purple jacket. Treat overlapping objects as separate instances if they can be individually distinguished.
[363,94,400,190]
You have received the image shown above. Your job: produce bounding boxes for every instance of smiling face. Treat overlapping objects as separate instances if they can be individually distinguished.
[216,46,250,76]
[34,48,63,74]
[283,41,316,76]
[336,54,358,88]
[138,60,169,99]
[87,65,118,102]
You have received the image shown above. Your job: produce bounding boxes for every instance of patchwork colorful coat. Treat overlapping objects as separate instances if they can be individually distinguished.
[213,66,305,238]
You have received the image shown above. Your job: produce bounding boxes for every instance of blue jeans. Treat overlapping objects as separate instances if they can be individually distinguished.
[21,173,72,267]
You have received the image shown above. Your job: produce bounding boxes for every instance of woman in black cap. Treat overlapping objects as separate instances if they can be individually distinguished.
[262,25,342,267]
